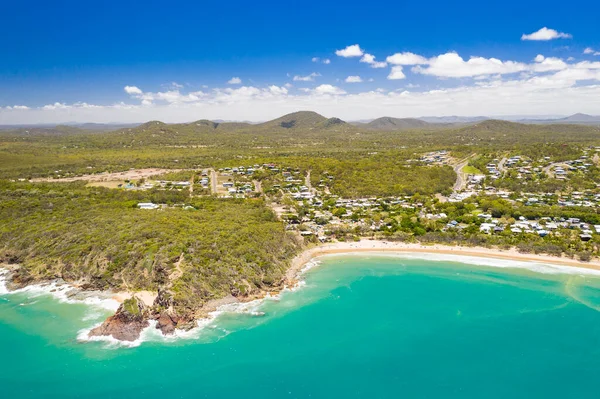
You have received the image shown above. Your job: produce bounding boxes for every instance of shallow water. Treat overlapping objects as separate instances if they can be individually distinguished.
[2,254,600,398]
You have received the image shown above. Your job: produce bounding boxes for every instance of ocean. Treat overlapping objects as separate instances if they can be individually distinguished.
[2,253,600,398]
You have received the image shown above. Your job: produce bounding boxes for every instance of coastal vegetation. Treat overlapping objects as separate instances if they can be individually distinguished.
[0,181,300,319]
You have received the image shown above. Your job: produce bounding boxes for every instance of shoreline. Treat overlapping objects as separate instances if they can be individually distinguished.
[285,240,600,280]
[6,241,600,307]
[4,241,600,346]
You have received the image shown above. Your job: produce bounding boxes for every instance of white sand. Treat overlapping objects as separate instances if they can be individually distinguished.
[286,240,600,280]
[112,290,157,307]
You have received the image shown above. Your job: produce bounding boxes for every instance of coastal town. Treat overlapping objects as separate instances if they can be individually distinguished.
[50,146,598,256]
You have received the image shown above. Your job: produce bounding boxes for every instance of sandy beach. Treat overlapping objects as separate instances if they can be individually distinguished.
[285,240,600,280]
[112,290,157,306]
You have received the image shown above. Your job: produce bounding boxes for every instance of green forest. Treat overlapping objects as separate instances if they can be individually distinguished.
[0,181,300,317]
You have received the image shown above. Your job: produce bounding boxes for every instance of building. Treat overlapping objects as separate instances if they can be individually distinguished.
[138,202,159,210]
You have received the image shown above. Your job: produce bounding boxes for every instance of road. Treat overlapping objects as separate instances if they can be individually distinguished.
[452,155,474,192]
[497,157,508,174]
[542,162,570,178]
[253,179,263,194]
[305,170,317,194]
[210,169,218,195]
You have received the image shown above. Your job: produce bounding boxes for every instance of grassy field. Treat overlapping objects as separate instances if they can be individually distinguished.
[462,165,484,175]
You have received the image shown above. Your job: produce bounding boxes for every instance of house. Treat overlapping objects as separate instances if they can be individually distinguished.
[480,223,496,233]
[138,202,159,210]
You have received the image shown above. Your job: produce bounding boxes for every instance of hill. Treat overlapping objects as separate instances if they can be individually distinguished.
[519,113,600,126]
[562,113,599,122]
[418,115,489,124]
[449,119,600,145]
[362,117,433,130]
[256,111,329,130]
[0,125,94,136]
[184,120,253,131]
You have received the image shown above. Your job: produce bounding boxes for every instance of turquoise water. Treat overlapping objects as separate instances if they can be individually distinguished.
[2,254,600,398]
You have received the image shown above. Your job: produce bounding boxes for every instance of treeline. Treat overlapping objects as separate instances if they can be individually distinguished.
[309,155,456,198]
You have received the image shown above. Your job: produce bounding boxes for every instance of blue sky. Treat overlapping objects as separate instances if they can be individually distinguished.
[1,0,599,123]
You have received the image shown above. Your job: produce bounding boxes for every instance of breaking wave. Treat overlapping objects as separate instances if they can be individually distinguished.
[0,270,120,312]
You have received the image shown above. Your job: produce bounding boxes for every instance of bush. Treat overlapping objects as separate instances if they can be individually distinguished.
[578,252,592,262]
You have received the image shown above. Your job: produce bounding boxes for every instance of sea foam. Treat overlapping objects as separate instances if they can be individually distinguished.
[0,274,120,311]
[4,258,321,349]
[75,293,286,348]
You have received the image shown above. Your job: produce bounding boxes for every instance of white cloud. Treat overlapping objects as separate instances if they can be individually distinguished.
[573,60,600,69]
[521,27,572,41]
[312,57,331,64]
[335,44,364,58]
[42,102,70,110]
[228,77,242,85]
[293,72,320,82]
[531,56,568,72]
[5,70,600,124]
[6,50,600,124]
[360,54,375,63]
[360,53,387,68]
[313,84,346,95]
[387,66,406,80]
[583,47,600,56]
[381,51,567,79]
[412,52,530,78]
[124,86,206,105]
[345,76,363,83]
[268,85,288,95]
[124,86,143,95]
[166,82,184,89]
[386,52,429,65]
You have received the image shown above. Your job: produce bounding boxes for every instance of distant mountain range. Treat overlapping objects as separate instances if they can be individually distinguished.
[351,117,436,130]
[0,123,140,133]
[516,113,600,125]
[417,116,490,124]
[1,112,599,134]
